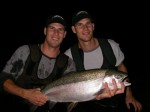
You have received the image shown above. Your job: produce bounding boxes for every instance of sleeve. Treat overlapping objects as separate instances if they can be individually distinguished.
[108,39,125,66]
[0,45,30,92]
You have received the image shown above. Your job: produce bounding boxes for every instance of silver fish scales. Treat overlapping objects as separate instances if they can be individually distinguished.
[31,69,131,112]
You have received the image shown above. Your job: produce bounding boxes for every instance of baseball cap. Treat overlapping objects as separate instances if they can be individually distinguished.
[72,11,93,26]
[45,15,67,29]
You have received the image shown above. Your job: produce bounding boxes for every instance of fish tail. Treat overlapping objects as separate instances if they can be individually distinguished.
[67,102,78,112]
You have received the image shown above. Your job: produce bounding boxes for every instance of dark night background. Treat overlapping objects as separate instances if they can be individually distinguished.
[0,1,149,111]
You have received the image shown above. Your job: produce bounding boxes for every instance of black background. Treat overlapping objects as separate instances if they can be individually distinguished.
[0,1,149,111]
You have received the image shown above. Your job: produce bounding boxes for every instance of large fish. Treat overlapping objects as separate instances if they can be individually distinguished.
[31,69,131,112]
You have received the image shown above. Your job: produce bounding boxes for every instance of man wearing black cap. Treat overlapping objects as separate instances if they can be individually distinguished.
[65,11,142,112]
[0,15,76,112]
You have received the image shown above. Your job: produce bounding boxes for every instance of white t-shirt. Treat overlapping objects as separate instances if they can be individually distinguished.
[64,39,124,70]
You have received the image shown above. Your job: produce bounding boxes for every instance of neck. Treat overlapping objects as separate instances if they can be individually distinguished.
[41,43,60,58]
[78,38,99,52]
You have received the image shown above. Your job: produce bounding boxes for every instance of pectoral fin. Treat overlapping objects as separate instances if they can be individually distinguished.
[48,101,57,109]
[67,102,78,112]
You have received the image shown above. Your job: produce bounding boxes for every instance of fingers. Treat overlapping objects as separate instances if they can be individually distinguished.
[105,79,125,96]
[111,79,125,95]
[96,79,125,100]
[37,99,47,106]
[95,82,111,100]
[132,102,142,112]
[35,88,41,91]
[28,88,48,106]
[110,79,118,96]
[104,82,111,96]
[116,82,125,94]
[34,88,42,93]
[33,95,48,106]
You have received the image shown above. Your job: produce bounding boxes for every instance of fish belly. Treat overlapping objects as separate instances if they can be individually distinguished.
[45,78,103,102]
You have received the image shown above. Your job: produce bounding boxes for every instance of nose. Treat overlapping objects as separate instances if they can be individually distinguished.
[54,29,59,35]
[82,24,89,29]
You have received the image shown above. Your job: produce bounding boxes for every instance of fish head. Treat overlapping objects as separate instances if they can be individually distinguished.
[103,69,131,89]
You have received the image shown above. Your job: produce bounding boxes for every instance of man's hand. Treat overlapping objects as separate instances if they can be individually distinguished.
[95,79,125,100]
[23,88,48,106]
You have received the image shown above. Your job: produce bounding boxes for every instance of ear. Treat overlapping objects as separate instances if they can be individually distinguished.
[63,31,67,39]
[44,27,47,35]
[71,26,76,33]
[92,23,95,31]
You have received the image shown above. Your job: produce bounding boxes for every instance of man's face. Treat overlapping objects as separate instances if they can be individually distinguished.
[72,18,94,42]
[44,23,66,48]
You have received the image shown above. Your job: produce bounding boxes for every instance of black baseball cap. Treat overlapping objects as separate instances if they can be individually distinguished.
[45,15,67,30]
[72,11,93,26]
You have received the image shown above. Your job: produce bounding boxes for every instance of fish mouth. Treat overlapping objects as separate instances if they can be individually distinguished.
[122,76,131,86]
[121,76,128,81]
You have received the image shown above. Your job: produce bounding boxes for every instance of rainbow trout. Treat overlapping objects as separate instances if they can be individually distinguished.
[31,69,131,112]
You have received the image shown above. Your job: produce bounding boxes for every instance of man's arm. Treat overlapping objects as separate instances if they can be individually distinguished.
[117,63,142,112]
[3,79,48,106]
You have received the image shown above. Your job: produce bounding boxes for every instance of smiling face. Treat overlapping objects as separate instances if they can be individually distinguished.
[44,23,66,48]
[72,18,94,42]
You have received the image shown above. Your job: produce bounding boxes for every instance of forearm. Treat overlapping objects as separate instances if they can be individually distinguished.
[3,79,27,99]
[125,86,133,97]
[117,63,127,73]
[3,79,48,107]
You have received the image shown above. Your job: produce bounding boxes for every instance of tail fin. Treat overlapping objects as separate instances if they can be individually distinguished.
[67,102,78,112]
